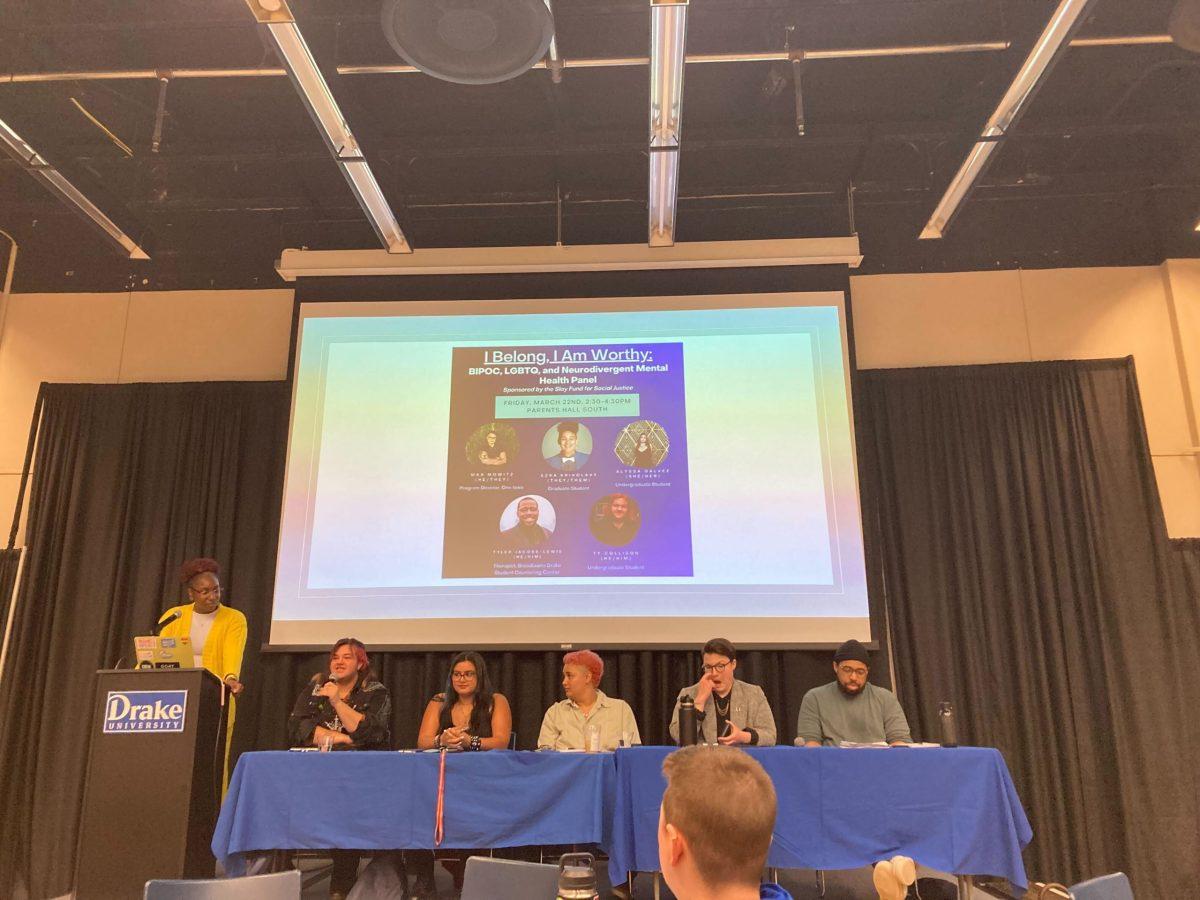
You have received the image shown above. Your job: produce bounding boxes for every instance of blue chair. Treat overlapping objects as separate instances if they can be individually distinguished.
[1069,872,1134,900]
[144,869,301,899]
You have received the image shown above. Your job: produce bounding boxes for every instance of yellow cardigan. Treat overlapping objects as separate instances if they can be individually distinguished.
[161,602,248,790]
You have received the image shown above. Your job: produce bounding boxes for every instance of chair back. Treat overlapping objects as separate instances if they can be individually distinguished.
[144,869,301,899]
[508,730,518,750]
[1069,872,1134,900]
[461,856,559,900]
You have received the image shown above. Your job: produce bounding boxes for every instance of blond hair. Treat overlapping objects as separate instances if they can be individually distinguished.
[661,746,777,888]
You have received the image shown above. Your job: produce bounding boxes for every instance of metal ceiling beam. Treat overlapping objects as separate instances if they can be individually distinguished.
[0,117,149,258]
[0,35,1174,84]
[920,0,1102,240]
[243,0,410,253]
[648,0,688,247]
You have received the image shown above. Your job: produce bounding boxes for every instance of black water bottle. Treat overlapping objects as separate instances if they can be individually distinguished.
[938,701,958,748]
[557,852,600,900]
[679,696,697,747]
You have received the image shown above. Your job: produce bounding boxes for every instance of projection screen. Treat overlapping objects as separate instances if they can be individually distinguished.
[268,293,871,648]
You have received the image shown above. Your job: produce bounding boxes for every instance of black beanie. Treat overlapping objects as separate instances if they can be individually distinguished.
[833,639,870,665]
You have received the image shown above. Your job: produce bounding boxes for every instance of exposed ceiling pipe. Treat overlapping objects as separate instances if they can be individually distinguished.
[0,35,1172,84]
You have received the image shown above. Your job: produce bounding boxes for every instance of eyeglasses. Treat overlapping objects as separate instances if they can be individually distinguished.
[189,586,220,596]
[701,661,731,674]
[451,671,478,680]
[837,665,868,678]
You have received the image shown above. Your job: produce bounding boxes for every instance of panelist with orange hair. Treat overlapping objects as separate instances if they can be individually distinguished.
[158,557,248,787]
[537,649,641,751]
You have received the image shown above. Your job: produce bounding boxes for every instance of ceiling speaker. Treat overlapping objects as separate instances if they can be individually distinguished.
[1170,0,1200,53]
[381,0,554,85]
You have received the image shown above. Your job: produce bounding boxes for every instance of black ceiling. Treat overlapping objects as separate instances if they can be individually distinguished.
[1,0,1198,292]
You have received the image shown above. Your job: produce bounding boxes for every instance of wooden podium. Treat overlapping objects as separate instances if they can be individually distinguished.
[75,668,228,898]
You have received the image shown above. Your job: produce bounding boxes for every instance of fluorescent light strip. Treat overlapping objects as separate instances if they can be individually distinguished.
[246,0,411,254]
[919,141,1001,240]
[266,22,360,159]
[648,0,688,247]
[340,161,411,254]
[0,117,149,259]
[920,0,1098,240]
[649,0,688,148]
[648,149,681,247]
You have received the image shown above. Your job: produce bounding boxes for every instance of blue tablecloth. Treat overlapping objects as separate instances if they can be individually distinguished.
[212,750,615,875]
[608,746,1032,888]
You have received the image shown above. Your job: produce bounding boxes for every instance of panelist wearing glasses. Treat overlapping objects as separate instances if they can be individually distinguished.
[669,638,777,746]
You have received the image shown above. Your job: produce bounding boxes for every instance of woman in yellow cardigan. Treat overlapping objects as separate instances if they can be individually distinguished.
[160,557,247,789]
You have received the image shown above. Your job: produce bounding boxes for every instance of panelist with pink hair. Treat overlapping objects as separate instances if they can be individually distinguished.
[537,649,641,751]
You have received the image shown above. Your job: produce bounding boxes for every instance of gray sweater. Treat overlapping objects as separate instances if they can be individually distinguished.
[669,678,777,746]
[794,681,912,745]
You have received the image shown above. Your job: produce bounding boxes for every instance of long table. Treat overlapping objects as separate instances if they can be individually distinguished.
[609,746,1032,889]
[213,746,1031,888]
[212,750,615,875]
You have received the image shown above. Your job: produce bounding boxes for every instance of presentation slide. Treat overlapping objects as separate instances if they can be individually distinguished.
[269,293,871,648]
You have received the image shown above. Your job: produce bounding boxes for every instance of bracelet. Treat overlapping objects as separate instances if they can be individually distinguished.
[434,734,442,749]
[470,735,482,752]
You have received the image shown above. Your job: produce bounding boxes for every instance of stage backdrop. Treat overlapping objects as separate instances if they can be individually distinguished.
[0,358,1196,897]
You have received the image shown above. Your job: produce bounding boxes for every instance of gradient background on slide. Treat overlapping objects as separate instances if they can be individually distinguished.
[272,297,866,631]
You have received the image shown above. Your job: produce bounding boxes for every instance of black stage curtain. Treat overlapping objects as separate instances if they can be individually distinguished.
[2,358,1197,897]
[856,358,1200,897]
[0,548,20,638]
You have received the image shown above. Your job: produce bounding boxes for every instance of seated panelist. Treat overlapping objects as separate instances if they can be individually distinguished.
[417,651,512,751]
[411,652,511,897]
[794,639,912,747]
[669,638,776,746]
[538,649,640,750]
[288,637,392,751]
[287,638,392,899]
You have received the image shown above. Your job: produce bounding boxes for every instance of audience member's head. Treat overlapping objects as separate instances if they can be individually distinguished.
[658,746,777,898]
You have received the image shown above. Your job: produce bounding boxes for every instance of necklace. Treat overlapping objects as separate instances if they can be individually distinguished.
[714,693,731,716]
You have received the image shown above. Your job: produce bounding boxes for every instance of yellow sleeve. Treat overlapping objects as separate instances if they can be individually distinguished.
[218,608,248,681]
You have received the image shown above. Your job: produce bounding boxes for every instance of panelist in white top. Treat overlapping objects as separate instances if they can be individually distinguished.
[538,649,640,751]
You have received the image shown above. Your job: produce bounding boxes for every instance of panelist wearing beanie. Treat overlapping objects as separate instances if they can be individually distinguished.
[538,649,640,750]
[669,638,776,746]
[795,639,911,746]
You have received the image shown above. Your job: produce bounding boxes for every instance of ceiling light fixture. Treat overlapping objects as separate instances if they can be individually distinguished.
[244,0,410,253]
[0,117,149,259]
[648,0,688,247]
[920,0,1099,240]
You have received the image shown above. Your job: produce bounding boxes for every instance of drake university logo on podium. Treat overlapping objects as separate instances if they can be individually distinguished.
[103,690,188,733]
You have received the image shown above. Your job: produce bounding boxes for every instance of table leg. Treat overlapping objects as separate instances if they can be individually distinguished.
[654,871,662,900]
[957,874,975,899]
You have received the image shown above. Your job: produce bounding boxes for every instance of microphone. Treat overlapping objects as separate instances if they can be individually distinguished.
[155,609,182,634]
[310,672,336,699]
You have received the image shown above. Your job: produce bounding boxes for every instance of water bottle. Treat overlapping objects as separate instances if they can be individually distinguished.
[557,852,600,900]
[938,701,958,747]
[679,696,697,747]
